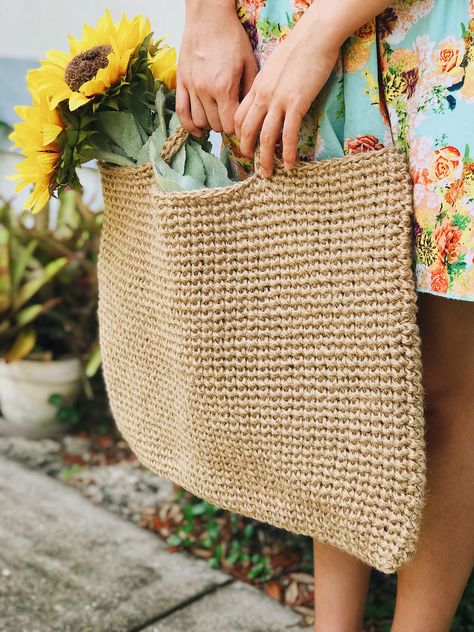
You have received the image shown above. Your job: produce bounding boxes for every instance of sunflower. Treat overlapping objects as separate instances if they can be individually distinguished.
[149,45,177,90]
[8,94,64,213]
[27,11,154,111]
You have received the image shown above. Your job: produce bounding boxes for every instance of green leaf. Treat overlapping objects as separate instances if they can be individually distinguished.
[85,343,101,378]
[154,85,167,134]
[4,326,36,363]
[48,393,65,406]
[150,131,204,192]
[190,141,234,188]
[154,174,185,192]
[167,534,182,547]
[0,224,12,312]
[13,257,68,311]
[184,144,206,184]
[15,299,60,327]
[167,111,182,136]
[452,212,471,231]
[135,139,151,166]
[87,133,136,166]
[148,127,167,158]
[207,558,219,569]
[170,145,186,175]
[12,239,38,291]
[226,552,240,565]
[97,111,144,161]
[447,260,467,279]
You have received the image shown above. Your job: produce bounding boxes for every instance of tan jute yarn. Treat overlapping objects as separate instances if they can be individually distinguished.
[97,127,427,574]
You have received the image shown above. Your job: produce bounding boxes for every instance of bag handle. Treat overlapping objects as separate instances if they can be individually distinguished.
[160,125,190,163]
[160,124,263,173]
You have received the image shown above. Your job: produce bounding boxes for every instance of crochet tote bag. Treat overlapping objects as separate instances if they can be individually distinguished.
[97,127,427,574]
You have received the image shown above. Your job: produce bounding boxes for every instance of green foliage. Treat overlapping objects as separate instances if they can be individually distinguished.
[48,393,81,425]
[453,212,471,231]
[0,192,101,380]
[0,202,67,362]
[0,120,12,151]
[60,463,86,481]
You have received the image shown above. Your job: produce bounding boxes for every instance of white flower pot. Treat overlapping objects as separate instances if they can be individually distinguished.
[0,357,82,431]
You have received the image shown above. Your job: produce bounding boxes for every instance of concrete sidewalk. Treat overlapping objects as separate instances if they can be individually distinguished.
[0,457,311,632]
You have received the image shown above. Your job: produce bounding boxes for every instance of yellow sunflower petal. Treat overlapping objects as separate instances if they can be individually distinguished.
[45,49,71,68]
[68,91,91,111]
[49,85,74,109]
[25,185,51,214]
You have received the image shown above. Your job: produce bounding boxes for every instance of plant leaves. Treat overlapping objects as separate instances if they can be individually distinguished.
[184,144,206,184]
[85,342,101,377]
[4,326,36,363]
[190,141,233,188]
[15,298,61,328]
[167,111,182,136]
[13,256,68,311]
[0,224,12,311]
[154,174,184,192]
[135,139,151,166]
[97,111,144,161]
[88,136,136,167]
[154,86,167,134]
[170,145,186,175]
[150,128,203,191]
[12,239,39,292]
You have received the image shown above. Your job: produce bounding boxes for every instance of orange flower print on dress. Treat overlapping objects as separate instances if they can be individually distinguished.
[431,146,463,183]
[445,179,466,206]
[291,0,313,10]
[431,266,450,294]
[345,135,384,154]
[434,221,463,265]
[434,37,465,86]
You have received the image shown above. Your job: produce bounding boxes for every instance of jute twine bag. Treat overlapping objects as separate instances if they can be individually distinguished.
[98,126,427,574]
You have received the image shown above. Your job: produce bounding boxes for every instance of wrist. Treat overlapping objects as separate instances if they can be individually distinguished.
[185,0,235,16]
[303,4,349,52]
[304,0,393,49]
[288,6,342,60]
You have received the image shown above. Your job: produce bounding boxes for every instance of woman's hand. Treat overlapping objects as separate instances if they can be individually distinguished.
[234,0,393,177]
[177,0,258,136]
[234,19,339,177]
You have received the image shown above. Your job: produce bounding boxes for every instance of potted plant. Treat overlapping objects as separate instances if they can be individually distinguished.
[0,190,101,434]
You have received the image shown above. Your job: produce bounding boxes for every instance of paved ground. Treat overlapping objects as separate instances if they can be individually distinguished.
[0,457,311,632]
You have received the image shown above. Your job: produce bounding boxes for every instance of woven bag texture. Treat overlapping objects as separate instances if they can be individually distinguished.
[98,145,427,574]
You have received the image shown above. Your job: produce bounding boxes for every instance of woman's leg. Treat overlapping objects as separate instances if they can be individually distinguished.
[392,293,474,632]
[313,541,371,632]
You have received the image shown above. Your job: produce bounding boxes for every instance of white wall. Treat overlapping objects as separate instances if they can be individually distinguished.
[0,0,184,59]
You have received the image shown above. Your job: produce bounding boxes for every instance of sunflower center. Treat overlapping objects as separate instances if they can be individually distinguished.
[65,45,112,92]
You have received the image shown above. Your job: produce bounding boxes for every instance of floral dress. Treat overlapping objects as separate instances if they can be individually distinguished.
[227,0,474,302]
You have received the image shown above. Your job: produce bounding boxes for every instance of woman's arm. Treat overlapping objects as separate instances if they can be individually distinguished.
[234,0,394,176]
[177,0,258,136]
